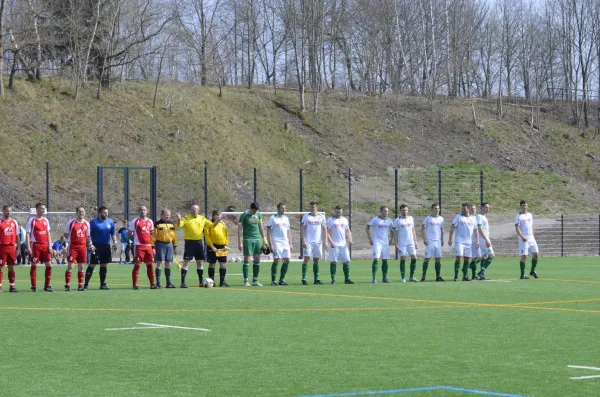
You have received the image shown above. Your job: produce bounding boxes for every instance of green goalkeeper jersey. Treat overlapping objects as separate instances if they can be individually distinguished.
[238,211,262,240]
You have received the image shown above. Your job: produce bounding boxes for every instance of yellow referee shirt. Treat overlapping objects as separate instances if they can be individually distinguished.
[178,214,211,241]
[205,221,229,249]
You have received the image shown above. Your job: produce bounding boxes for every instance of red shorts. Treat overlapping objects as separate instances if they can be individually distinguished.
[134,246,154,264]
[68,244,87,264]
[0,245,17,266]
[32,243,52,265]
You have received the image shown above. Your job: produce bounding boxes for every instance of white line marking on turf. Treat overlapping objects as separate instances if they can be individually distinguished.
[568,365,600,371]
[568,365,600,381]
[105,322,211,332]
[483,280,511,283]
[569,375,600,380]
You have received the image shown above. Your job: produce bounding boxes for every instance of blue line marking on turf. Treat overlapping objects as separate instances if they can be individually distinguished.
[296,385,528,397]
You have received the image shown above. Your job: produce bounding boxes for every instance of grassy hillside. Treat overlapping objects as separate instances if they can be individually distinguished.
[1,78,599,215]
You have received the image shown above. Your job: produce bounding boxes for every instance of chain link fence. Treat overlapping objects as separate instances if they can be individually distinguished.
[7,163,600,259]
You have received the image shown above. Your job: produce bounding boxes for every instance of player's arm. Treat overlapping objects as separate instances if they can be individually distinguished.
[300,222,307,248]
[474,228,479,248]
[448,225,455,246]
[205,224,214,251]
[287,226,293,251]
[366,224,373,245]
[224,225,229,250]
[259,219,268,247]
[421,224,428,245]
[440,226,445,246]
[267,226,273,249]
[478,226,490,246]
[237,215,243,250]
[346,227,353,245]
[412,227,418,249]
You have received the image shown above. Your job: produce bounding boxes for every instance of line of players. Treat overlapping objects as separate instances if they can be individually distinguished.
[0,199,540,292]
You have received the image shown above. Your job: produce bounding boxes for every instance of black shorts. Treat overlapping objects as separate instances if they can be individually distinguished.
[207,244,227,264]
[91,244,112,265]
[183,240,205,261]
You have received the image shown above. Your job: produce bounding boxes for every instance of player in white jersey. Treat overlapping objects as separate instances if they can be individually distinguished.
[448,203,479,281]
[326,206,354,284]
[476,202,494,280]
[515,200,539,279]
[467,204,481,280]
[366,206,393,283]
[267,203,293,286]
[300,201,327,285]
[421,203,445,282]
[391,204,419,283]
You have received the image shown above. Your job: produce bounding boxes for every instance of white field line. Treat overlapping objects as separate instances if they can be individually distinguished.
[568,365,600,371]
[106,322,211,332]
[483,280,511,283]
[569,375,600,380]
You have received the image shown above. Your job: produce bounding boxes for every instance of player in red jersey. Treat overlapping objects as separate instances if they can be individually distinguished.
[0,205,20,292]
[63,206,91,291]
[26,202,53,292]
[128,206,157,290]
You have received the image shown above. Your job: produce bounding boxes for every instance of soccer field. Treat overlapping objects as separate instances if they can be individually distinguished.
[1,257,599,397]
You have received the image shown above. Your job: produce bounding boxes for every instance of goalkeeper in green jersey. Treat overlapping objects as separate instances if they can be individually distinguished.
[238,202,268,286]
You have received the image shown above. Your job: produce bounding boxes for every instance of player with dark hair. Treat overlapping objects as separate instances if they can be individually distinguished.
[476,202,494,280]
[421,203,445,282]
[0,205,20,292]
[205,209,230,287]
[63,206,91,291]
[300,201,327,285]
[515,200,540,279]
[326,206,354,284]
[238,202,267,286]
[268,203,293,286]
[448,203,479,281]
[84,206,117,290]
[26,202,53,292]
[392,204,419,283]
[366,206,393,283]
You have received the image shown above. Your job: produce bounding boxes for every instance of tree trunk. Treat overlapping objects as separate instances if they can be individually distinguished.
[0,0,5,97]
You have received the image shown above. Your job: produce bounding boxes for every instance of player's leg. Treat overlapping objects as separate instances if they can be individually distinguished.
[65,256,74,291]
[279,256,290,285]
[408,248,418,282]
[329,246,337,284]
[271,257,280,285]
[518,240,529,279]
[301,245,310,284]
[312,243,323,284]
[242,239,252,286]
[83,250,97,290]
[372,242,381,283]
[400,251,407,282]
[75,260,85,290]
[218,255,229,287]
[251,240,262,286]
[529,244,539,278]
[164,260,175,287]
[181,240,192,288]
[196,243,205,287]
[381,243,390,283]
[341,247,354,284]
[132,245,142,289]
[41,244,53,292]
[7,264,17,292]
[0,261,4,292]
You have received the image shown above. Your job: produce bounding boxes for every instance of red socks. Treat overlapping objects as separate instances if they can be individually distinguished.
[146,264,155,285]
[45,267,52,287]
[30,265,37,288]
[132,264,140,286]
[78,271,84,286]
[8,270,15,285]
[65,271,72,285]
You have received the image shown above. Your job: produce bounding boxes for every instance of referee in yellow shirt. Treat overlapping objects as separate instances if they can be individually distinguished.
[151,209,178,288]
[206,210,230,287]
[175,204,211,288]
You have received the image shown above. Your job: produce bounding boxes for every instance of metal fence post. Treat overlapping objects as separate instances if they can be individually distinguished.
[96,166,103,211]
[437,169,442,213]
[204,160,208,216]
[124,167,130,221]
[46,162,50,211]
[480,169,484,206]
[253,168,257,204]
[299,168,304,212]
[598,215,600,256]
[560,214,564,257]
[394,168,398,259]
[150,166,158,222]
[348,168,352,257]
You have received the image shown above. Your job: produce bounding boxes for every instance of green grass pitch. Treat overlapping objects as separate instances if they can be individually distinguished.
[1,257,599,397]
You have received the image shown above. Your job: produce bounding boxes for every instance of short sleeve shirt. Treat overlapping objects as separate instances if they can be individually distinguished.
[393,216,415,246]
[239,211,262,240]
[367,217,393,245]
[129,217,154,246]
[267,214,291,243]
[326,216,349,246]
[452,215,476,244]
[515,212,534,238]
[301,213,326,243]
[422,215,444,242]
[64,219,90,246]
[26,217,50,244]
[0,218,19,245]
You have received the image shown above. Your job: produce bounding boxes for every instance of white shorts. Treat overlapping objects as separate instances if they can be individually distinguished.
[479,237,495,256]
[328,245,350,263]
[455,242,472,258]
[471,242,481,258]
[372,242,390,260]
[273,242,291,259]
[424,240,442,259]
[121,243,127,251]
[303,242,323,259]
[519,239,539,256]
[398,244,416,257]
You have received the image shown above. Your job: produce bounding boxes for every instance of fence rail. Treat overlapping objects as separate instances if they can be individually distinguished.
[4,163,599,258]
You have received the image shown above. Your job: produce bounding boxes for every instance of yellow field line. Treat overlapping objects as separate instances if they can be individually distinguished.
[509,297,600,306]
[0,305,464,314]
[539,278,600,285]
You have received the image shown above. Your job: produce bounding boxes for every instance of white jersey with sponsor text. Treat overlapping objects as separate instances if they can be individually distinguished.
[394,216,415,246]
[422,215,444,242]
[452,215,476,244]
[476,214,489,237]
[301,213,326,243]
[267,214,291,243]
[326,216,349,247]
[515,212,534,239]
[367,217,393,245]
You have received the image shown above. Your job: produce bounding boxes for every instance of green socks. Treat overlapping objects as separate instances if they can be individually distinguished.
[330,263,336,281]
[531,259,538,273]
[454,260,461,278]
[520,261,526,277]
[422,261,429,276]
[252,262,260,281]
[372,260,379,279]
[302,263,308,280]
[409,259,417,278]
[271,262,278,282]
[343,263,350,281]
[434,261,441,277]
[469,261,477,278]
[242,262,249,281]
[382,260,388,280]
[400,260,406,279]
[280,263,289,281]
[313,264,319,282]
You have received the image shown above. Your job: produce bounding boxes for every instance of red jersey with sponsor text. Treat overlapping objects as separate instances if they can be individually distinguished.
[0,218,19,245]
[26,217,50,244]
